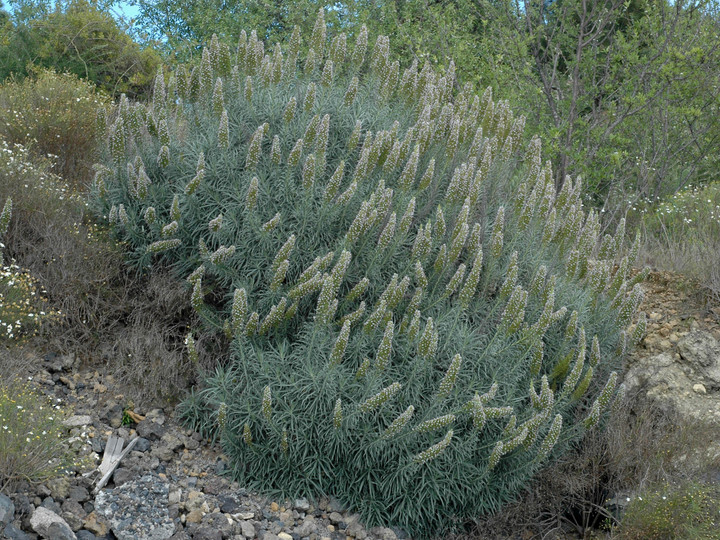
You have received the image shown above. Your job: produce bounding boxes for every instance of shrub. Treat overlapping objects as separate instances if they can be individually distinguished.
[0,138,130,352]
[613,481,720,540]
[0,0,160,99]
[634,182,720,301]
[91,13,645,537]
[0,69,109,187]
[0,377,73,493]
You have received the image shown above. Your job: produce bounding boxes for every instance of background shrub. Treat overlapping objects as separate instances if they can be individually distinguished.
[0,0,160,99]
[0,373,73,493]
[0,69,108,187]
[634,182,720,301]
[613,481,720,540]
[92,15,644,537]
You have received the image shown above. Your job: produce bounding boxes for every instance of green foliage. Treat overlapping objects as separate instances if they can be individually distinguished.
[0,379,73,493]
[92,16,644,537]
[613,481,720,540]
[0,0,160,98]
[0,68,110,185]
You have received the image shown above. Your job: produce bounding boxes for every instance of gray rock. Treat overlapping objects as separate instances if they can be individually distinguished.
[294,517,316,537]
[30,507,77,540]
[95,475,175,540]
[135,437,152,452]
[1,522,32,540]
[100,403,124,429]
[345,520,367,540]
[63,415,93,428]
[239,520,256,538]
[678,331,720,386]
[368,527,397,540]
[624,350,720,425]
[112,467,134,487]
[218,497,238,514]
[68,486,90,503]
[137,420,166,441]
[75,531,98,540]
[62,500,87,520]
[192,526,222,540]
[0,493,14,525]
[168,488,182,506]
[41,497,62,515]
[201,513,232,537]
[293,499,310,513]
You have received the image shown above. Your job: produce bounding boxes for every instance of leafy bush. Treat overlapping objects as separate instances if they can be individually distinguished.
[0,69,109,187]
[0,0,160,99]
[613,481,720,540]
[0,378,72,493]
[91,13,645,536]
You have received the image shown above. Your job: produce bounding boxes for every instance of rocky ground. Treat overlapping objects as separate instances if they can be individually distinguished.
[1,271,719,540]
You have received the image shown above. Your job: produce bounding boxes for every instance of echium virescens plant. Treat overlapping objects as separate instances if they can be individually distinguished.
[91,9,646,537]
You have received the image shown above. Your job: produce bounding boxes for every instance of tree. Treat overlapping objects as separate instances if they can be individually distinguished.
[0,0,161,98]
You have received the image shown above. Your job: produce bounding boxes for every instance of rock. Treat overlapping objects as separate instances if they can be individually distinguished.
[293,499,310,512]
[76,531,98,540]
[44,352,75,372]
[368,527,396,540]
[1,522,32,540]
[101,403,124,429]
[61,500,87,531]
[30,507,77,540]
[82,512,109,537]
[135,437,152,452]
[623,351,720,424]
[269,503,279,513]
[328,512,343,525]
[192,526,222,540]
[201,513,232,537]
[277,534,293,540]
[186,510,204,524]
[68,486,90,503]
[0,493,15,525]
[62,508,85,532]
[184,438,200,451]
[41,496,62,515]
[137,420,167,441]
[113,467,135,487]
[239,520,256,538]
[95,475,175,540]
[294,517,316,537]
[345,520,366,539]
[47,477,71,500]
[63,415,93,428]
[218,496,239,514]
[694,383,708,395]
[185,491,207,513]
[678,331,720,386]
[169,488,182,505]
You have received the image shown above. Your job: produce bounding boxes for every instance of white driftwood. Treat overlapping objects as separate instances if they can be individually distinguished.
[92,435,139,494]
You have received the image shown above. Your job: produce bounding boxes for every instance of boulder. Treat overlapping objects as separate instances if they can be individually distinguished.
[29,507,76,540]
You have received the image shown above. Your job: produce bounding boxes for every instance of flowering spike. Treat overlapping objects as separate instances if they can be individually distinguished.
[437,354,462,398]
[360,382,401,413]
[375,320,394,371]
[413,430,453,465]
[329,321,351,367]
